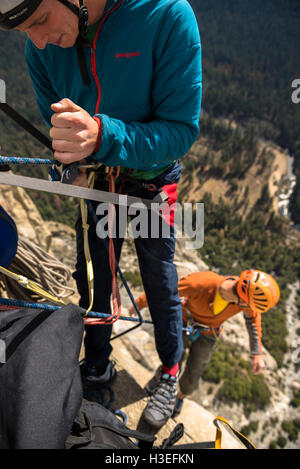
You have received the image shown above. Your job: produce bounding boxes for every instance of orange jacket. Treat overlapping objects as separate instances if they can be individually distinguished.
[135,271,262,354]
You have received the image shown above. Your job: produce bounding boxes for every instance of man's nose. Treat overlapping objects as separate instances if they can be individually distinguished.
[27,30,48,50]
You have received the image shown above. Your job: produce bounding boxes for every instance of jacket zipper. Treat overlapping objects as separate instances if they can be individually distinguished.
[89,0,124,115]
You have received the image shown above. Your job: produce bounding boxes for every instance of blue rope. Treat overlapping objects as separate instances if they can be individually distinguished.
[0,155,58,166]
[0,298,55,311]
[0,297,153,325]
[0,155,61,181]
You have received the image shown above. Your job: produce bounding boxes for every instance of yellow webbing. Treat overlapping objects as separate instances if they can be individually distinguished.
[80,171,97,316]
[213,416,256,449]
[0,265,65,305]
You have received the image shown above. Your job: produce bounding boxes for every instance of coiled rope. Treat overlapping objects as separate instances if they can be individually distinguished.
[0,236,75,304]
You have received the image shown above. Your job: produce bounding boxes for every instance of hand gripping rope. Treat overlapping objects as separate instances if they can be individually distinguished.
[0,102,186,337]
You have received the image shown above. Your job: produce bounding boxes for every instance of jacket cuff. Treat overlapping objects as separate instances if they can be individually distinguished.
[92,116,102,154]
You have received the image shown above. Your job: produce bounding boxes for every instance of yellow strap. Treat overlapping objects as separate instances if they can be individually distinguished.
[0,265,65,305]
[80,198,94,315]
[213,416,256,449]
[80,170,97,316]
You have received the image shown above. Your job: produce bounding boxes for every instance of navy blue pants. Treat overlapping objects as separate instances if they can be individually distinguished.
[73,162,184,369]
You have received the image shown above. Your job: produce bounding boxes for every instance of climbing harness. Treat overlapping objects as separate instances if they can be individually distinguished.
[0,95,170,335]
[183,304,224,343]
[0,155,169,328]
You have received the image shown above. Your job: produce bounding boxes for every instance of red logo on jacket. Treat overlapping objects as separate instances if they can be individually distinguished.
[115,52,140,58]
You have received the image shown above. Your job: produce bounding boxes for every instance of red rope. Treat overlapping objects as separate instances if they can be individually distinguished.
[84,166,122,326]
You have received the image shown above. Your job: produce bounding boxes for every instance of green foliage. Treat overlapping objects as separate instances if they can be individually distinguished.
[281,419,300,442]
[202,340,271,412]
[276,436,287,448]
[240,421,259,437]
[217,372,271,413]
[189,0,300,221]
[197,117,260,182]
[290,389,300,408]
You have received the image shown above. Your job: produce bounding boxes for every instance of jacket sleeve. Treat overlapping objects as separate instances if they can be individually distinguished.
[177,275,199,299]
[134,272,198,311]
[243,311,263,356]
[93,1,202,169]
[25,40,60,128]
[134,292,148,311]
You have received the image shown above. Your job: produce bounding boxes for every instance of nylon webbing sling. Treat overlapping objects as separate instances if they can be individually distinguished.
[0,102,53,151]
[0,171,167,208]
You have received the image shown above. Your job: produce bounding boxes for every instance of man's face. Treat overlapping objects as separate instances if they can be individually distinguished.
[231,280,248,308]
[16,0,79,49]
[219,278,249,308]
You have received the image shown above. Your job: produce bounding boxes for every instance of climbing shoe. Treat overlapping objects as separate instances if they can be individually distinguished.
[172,397,183,417]
[80,360,116,388]
[142,370,178,428]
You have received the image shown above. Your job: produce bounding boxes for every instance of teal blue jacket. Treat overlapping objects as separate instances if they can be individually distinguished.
[25,0,202,173]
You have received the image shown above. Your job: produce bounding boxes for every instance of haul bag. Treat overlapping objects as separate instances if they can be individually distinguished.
[66,398,156,450]
[0,303,84,449]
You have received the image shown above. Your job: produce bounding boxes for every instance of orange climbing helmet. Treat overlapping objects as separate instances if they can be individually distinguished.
[237,270,280,314]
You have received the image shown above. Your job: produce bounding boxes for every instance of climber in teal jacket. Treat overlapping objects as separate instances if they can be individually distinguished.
[3,0,202,428]
[25,0,202,174]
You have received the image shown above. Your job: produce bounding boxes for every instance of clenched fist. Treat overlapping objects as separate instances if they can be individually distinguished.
[50,98,99,164]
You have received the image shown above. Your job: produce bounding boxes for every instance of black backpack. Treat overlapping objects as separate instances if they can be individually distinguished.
[0,304,84,449]
[0,303,255,450]
[0,303,160,450]
[66,398,156,450]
